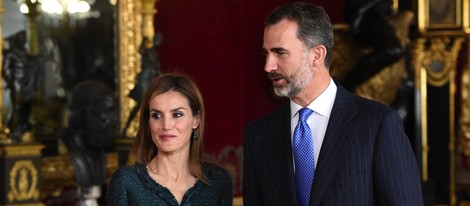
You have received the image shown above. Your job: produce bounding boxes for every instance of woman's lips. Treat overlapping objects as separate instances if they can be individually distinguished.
[159,134,176,140]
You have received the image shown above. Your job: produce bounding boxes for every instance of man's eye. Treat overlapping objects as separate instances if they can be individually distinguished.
[261,50,268,56]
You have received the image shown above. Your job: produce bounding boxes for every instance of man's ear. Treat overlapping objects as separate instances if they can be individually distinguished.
[309,45,327,67]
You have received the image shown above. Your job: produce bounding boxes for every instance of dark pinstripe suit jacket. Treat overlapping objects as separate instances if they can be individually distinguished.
[242,85,423,206]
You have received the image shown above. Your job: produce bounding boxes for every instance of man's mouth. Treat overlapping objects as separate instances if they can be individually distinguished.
[268,72,285,84]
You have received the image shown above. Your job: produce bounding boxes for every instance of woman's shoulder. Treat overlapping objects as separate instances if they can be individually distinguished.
[110,164,145,180]
[202,162,231,181]
[200,162,233,198]
[202,162,227,172]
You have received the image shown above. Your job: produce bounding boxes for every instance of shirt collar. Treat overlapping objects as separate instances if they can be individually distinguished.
[290,78,337,118]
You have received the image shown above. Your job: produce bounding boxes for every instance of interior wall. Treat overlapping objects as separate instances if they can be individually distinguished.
[154,0,344,195]
[154,0,344,155]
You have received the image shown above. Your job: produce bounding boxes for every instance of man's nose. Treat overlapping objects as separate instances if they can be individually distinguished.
[264,55,277,73]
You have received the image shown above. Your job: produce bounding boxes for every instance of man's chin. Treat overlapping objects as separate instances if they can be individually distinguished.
[273,87,289,98]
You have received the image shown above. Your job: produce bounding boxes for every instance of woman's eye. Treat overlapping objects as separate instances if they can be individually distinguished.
[151,113,161,119]
[173,112,183,118]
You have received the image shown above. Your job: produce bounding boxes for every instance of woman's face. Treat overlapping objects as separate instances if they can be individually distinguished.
[148,91,199,155]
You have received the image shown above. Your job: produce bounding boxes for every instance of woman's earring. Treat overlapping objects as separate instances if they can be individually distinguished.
[192,128,198,139]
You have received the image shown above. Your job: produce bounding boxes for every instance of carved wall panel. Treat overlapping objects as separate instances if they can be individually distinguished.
[412,35,465,206]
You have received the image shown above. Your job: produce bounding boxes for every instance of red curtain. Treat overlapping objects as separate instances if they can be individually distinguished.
[154,0,344,195]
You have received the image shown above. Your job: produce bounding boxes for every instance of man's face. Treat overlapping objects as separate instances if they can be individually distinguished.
[262,19,313,98]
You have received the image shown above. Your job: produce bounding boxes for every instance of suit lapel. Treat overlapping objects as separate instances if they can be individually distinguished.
[263,103,298,204]
[310,86,358,205]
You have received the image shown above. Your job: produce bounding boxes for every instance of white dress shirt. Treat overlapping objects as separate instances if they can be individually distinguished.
[290,78,337,168]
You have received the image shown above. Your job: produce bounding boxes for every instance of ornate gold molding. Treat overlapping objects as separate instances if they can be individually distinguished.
[8,160,40,202]
[0,0,10,143]
[413,37,462,190]
[118,0,158,137]
[411,35,465,206]
[419,37,465,86]
[118,0,142,134]
[1,143,44,205]
[0,0,3,104]
[41,154,74,197]
[465,0,470,32]
[233,196,243,206]
[459,47,470,156]
[141,0,158,48]
[457,55,470,202]
[460,74,470,152]
[41,153,118,198]
[0,144,44,157]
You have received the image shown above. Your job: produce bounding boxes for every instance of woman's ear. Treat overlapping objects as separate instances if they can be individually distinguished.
[193,113,200,129]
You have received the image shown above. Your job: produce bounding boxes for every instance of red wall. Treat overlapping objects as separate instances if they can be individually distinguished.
[154,0,344,194]
[155,0,344,152]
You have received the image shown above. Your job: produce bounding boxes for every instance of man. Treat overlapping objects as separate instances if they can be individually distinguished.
[242,2,423,205]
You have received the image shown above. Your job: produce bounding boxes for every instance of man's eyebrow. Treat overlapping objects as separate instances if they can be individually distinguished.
[261,47,288,55]
[270,47,288,53]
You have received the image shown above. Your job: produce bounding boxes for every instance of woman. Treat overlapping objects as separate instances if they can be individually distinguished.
[108,73,233,205]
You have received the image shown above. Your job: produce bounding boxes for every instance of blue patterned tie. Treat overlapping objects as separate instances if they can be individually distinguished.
[293,108,314,206]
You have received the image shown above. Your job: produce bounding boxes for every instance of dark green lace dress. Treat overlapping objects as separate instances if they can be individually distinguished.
[107,163,233,206]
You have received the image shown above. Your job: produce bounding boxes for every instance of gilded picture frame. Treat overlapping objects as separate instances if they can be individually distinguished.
[417,0,470,32]
[427,0,461,29]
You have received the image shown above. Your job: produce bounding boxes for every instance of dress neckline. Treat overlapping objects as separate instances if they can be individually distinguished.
[137,163,204,205]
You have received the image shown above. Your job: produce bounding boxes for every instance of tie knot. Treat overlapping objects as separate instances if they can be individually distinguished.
[298,108,313,122]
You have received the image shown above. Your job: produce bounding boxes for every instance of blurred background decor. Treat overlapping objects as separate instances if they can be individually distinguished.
[1,0,470,205]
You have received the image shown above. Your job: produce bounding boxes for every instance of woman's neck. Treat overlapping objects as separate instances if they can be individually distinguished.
[149,153,191,181]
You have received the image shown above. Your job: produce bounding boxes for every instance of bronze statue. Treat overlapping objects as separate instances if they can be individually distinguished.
[59,80,118,205]
[123,33,163,136]
[341,0,415,149]
[2,30,40,142]
[342,0,405,91]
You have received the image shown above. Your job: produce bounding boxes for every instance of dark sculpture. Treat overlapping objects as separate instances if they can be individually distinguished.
[123,33,163,135]
[341,0,405,91]
[342,0,415,148]
[59,80,118,204]
[2,30,41,142]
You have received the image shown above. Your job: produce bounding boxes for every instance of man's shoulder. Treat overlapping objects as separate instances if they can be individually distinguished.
[245,103,290,127]
[337,84,393,112]
[351,93,394,113]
